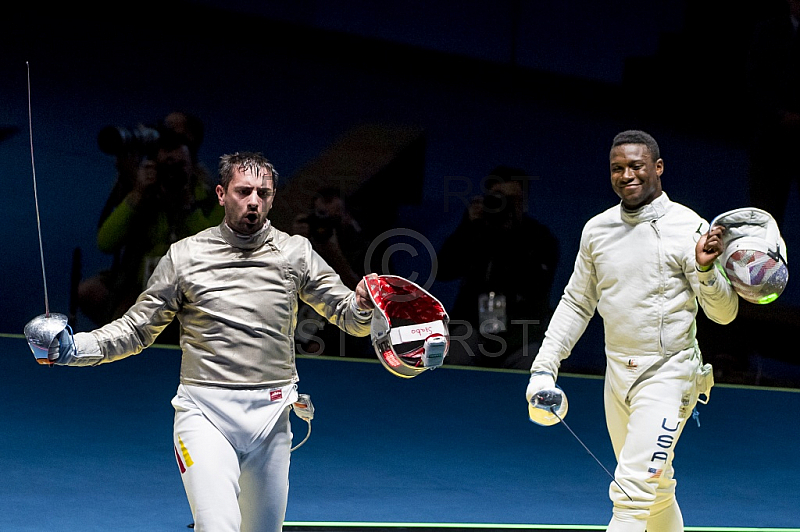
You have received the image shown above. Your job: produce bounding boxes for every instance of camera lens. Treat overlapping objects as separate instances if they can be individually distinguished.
[97,126,130,155]
[97,125,160,156]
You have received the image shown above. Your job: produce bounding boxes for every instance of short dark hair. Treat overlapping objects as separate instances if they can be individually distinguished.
[218,152,279,190]
[611,130,660,162]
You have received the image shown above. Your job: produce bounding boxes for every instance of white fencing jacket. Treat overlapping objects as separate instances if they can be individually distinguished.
[531,193,738,396]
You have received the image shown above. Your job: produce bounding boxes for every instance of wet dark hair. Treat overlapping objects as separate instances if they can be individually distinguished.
[218,152,279,190]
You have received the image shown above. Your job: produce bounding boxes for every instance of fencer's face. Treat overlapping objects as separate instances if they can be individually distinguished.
[610,143,663,210]
[216,166,275,235]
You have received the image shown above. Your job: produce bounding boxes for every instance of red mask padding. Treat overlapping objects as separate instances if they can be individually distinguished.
[365,274,450,378]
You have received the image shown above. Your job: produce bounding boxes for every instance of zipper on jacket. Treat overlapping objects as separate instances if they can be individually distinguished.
[651,219,666,356]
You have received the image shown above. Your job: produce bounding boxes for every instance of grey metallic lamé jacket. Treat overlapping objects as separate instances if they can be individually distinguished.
[72,222,372,388]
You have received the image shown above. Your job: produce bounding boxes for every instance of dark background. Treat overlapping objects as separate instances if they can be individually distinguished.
[2,0,798,385]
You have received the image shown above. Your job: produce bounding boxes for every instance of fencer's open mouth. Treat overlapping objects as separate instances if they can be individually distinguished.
[246,213,258,222]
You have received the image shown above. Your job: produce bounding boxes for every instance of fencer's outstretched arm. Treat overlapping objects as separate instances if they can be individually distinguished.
[37,252,182,367]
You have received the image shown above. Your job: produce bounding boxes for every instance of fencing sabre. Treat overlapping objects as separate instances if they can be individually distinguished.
[530,388,633,501]
[22,62,71,365]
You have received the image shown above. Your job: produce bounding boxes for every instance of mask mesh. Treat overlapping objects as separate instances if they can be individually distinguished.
[724,249,789,304]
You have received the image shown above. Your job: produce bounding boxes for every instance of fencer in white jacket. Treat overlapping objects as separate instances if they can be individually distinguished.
[526,130,738,532]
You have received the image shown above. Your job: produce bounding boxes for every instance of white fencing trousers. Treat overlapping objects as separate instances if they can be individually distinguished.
[604,348,700,532]
[172,383,298,532]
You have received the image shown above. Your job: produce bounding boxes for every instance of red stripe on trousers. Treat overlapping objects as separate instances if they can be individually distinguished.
[175,446,186,474]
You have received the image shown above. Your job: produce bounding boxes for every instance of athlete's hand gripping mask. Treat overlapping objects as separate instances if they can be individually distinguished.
[365,274,450,378]
[710,207,788,305]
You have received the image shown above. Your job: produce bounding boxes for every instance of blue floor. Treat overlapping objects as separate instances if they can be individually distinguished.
[1,334,798,531]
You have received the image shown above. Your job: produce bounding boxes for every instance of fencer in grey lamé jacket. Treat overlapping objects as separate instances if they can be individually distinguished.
[70,221,372,389]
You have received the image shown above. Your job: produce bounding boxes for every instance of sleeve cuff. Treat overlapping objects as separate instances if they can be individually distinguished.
[696,263,719,286]
[350,297,373,322]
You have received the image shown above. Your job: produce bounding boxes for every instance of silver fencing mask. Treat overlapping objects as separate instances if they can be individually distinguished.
[710,208,788,304]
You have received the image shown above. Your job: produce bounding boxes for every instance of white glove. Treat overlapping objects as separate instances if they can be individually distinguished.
[526,371,568,426]
[526,371,556,403]
[51,331,103,366]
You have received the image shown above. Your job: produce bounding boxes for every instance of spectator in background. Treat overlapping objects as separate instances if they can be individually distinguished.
[292,187,369,290]
[94,111,210,231]
[77,112,223,337]
[290,187,373,357]
[438,165,559,369]
[746,0,800,229]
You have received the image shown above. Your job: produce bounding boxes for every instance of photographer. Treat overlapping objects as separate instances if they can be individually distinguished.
[77,113,223,333]
[290,187,372,357]
[438,166,559,369]
[291,187,369,290]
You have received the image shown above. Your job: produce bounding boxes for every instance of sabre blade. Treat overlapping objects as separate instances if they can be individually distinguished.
[550,407,633,502]
[27,61,50,317]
